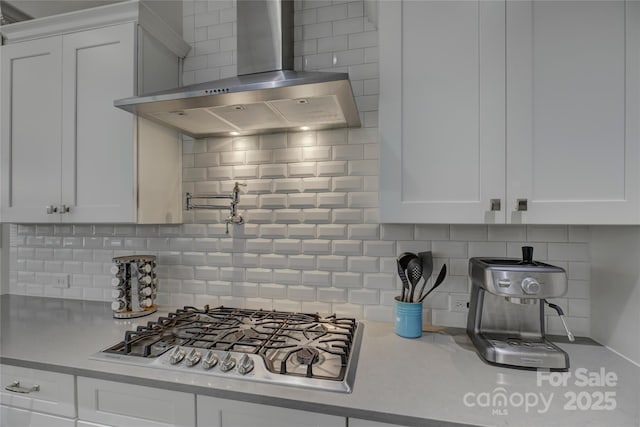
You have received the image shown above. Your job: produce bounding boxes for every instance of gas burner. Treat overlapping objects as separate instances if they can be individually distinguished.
[95,306,363,393]
[295,347,320,365]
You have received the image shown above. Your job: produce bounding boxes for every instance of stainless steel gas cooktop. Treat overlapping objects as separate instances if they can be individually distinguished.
[92,306,363,393]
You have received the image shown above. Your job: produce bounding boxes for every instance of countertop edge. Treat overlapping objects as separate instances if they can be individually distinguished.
[0,356,473,427]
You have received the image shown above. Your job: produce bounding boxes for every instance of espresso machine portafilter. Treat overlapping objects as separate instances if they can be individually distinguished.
[467,246,574,371]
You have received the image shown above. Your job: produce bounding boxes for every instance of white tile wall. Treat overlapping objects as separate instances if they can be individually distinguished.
[8,0,593,337]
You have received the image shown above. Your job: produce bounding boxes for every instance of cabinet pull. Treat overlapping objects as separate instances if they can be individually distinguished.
[46,205,58,215]
[5,381,40,394]
[59,204,71,214]
[516,199,528,211]
[490,199,501,211]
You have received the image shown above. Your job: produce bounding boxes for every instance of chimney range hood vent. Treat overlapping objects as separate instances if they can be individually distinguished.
[114,0,360,139]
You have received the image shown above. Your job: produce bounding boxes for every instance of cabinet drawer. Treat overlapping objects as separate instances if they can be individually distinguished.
[0,364,75,418]
[1,405,75,427]
[197,395,345,427]
[77,377,195,427]
[0,405,75,427]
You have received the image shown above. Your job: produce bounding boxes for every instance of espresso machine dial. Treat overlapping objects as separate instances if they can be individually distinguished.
[520,277,541,294]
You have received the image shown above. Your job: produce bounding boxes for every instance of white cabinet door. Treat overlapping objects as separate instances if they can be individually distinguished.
[506,0,640,224]
[0,364,75,418]
[197,395,345,427]
[1,405,75,427]
[0,37,63,223]
[61,23,137,223]
[379,0,506,223]
[77,377,195,427]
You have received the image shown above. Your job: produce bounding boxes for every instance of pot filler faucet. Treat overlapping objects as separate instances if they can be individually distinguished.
[186,182,247,234]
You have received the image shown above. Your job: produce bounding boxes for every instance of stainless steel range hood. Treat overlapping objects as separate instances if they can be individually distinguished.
[114,0,360,139]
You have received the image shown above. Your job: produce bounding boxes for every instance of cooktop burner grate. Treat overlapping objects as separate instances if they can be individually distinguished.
[97,305,362,392]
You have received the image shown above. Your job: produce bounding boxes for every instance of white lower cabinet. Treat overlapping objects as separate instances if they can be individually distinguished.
[0,364,76,427]
[76,377,195,427]
[0,365,75,418]
[1,405,75,427]
[197,395,345,427]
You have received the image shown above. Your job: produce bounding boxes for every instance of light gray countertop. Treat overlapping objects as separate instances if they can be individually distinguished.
[1,295,638,427]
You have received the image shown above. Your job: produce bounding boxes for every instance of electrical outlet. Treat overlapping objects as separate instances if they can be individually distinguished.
[51,274,70,288]
[450,295,469,313]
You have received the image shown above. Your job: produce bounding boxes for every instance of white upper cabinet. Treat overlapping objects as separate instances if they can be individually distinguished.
[0,37,63,223]
[506,0,640,224]
[0,2,190,224]
[380,0,640,224]
[379,0,506,224]
[61,24,137,223]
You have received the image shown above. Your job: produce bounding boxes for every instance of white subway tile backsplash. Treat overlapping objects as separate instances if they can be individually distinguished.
[260,194,288,209]
[274,210,304,224]
[414,225,449,241]
[450,225,487,241]
[260,224,288,239]
[548,243,590,262]
[317,192,347,208]
[380,224,413,241]
[317,161,347,176]
[431,241,468,259]
[527,225,569,242]
[273,239,302,254]
[303,209,331,224]
[303,146,331,161]
[348,192,377,208]
[288,162,316,177]
[288,224,317,239]
[288,254,316,270]
[332,208,363,224]
[468,242,506,258]
[301,177,331,192]
[288,194,317,208]
[302,239,331,254]
[363,273,394,290]
[364,241,395,257]
[317,287,347,302]
[317,224,347,239]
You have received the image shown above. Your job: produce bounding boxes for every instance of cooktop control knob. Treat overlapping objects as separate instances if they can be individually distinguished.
[237,354,254,375]
[220,352,236,372]
[169,347,186,365]
[521,277,541,295]
[202,351,218,370]
[185,349,201,367]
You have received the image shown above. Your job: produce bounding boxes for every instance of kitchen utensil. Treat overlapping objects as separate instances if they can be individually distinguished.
[415,251,433,303]
[397,260,409,302]
[466,246,572,370]
[418,264,447,302]
[407,257,423,302]
[397,252,417,302]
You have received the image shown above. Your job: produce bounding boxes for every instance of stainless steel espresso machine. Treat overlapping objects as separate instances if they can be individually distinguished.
[467,247,574,371]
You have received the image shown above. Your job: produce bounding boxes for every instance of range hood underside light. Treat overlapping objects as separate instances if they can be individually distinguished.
[115,72,360,138]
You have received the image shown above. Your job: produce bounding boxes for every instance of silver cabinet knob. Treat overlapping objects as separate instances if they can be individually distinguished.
[46,205,58,214]
[59,204,70,214]
[490,199,501,211]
